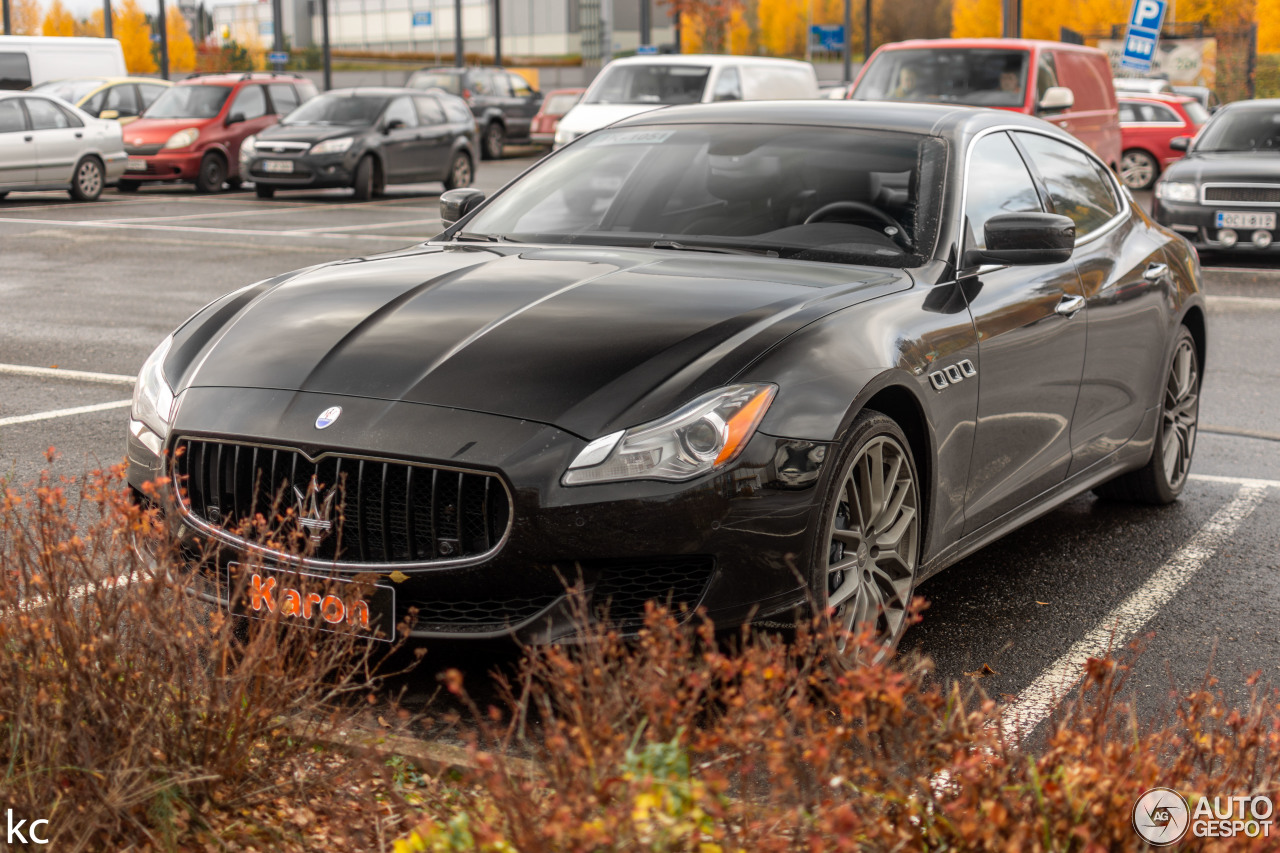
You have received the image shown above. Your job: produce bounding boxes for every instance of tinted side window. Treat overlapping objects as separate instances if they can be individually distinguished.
[138,83,168,109]
[0,53,32,90]
[1118,102,1138,122]
[0,98,26,132]
[25,97,72,130]
[81,89,107,117]
[383,96,419,128]
[1145,103,1179,123]
[230,85,267,120]
[487,71,512,97]
[441,98,471,123]
[268,83,300,114]
[413,95,446,124]
[712,67,742,101]
[965,132,1043,249]
[1017,133,1121,238]
[104,83,140,117]
[508,72,533,98]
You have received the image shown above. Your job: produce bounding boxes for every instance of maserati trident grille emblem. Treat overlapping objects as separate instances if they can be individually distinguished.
[292,475,338,544]
[315,406,342,429]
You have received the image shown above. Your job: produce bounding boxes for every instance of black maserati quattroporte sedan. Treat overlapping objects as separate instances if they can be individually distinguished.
[127,101,1205,656]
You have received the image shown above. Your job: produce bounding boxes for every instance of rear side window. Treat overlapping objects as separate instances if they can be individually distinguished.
[712,67,742,101]
[25,97,73,130]
[440,97,472,123]
[413,96,446,124]
[0,99,26,132]
[0,53,31,90]
[1118,102,1138,123]
[1016,133,1121,238]
[508,72,534,98]
[230,85,268,120]
[965,132,1043,249]
[103,83,140,117]
[383,96,419,128]
[268,84,300,115]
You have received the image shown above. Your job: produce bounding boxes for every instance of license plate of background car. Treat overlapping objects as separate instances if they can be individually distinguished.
[126,158,146,171]
[262,159,294,173]
[1215,211,1276,229]
[224,563,397,642]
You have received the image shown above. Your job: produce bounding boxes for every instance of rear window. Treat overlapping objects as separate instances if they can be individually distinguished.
[584,64,712,106]
[0,52,32,91]
[408,71,462,95]
[852,47,1028,108]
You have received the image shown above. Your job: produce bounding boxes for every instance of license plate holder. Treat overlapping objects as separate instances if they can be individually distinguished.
[262,159,294,174]
[1215,210,1276,229]
[224,563,397,642]
[126,158,146,172]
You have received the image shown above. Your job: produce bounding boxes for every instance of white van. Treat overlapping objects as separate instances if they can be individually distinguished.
[0,36,127,90]
[554,55,819,148]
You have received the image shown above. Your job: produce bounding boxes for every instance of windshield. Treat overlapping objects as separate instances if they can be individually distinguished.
[458,124,943,269]
[408,72,461,95]
[1195,108,1280,152]
[584,65,711,106]
[852,48,1028,107]
[144,85,232,119]
[30,79,104,105]
[543,92,582,114]
[282,93,388,126]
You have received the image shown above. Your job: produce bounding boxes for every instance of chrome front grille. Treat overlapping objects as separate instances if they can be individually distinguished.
[172,438,511,567]
[1202,184,1280,205]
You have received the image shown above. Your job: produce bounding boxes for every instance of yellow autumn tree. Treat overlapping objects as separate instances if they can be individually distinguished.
[41,0,74,35]
[756,0,805,56]
[166,8,197,72]
[115,0,157,73]
[6,0,42,34]
[1262,0,1280,52]
[951,0,1001,38]
[77,8,104,36]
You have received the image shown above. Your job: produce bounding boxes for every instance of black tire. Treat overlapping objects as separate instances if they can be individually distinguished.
[68,156,104,201]
[807,409,922,665]
[116,180,140,193]
[1095,326,1200,504]
[226,177,243,191]
[352,155,375,201]
[0,191,8,200]
[482,122,505,160]
[443,151,473,190]
[255,184,275,199]
[194,153,226,193]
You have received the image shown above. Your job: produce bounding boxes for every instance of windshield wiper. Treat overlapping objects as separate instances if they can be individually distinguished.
[452,232,512,243]
[650,239,777,257]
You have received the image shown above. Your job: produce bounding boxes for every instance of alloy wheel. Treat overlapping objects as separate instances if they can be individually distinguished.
[1120,150,1157,190]
[823,433,920,659]
[77,160,102,198]
[451,154,472,188]
[1161,337,1199,490]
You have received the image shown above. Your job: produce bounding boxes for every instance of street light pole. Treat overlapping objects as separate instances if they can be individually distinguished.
[103,0,113,37]
[640,0,650,48]
[493,0,502,65]
[453,0,462,64]
[2,0,10,35]
[271,0,285,71]
[320,0,331,90]
[842,0,851,84]
[158,0,169,79]
[862,0,870,65]
[1001,0,1020,38]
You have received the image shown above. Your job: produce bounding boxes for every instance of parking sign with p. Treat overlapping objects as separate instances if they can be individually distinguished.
[1121,0,1167,73]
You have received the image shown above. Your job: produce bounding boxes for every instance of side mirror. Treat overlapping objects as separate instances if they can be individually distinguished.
[383,118,406,133]
[99,109,119,120]
[963,213,1075,267]
[1169,136,1191,151]
[1038,86,1075,113]
[440,187,487,227]
[225,112,245,126]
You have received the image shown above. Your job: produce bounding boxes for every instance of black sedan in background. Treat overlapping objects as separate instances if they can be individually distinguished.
[128,102,1204,660]
[242,87,477,199]
[1153,98,1280,255]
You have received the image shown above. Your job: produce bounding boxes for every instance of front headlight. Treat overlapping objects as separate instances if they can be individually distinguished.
[1156,181,1198,203]
[563,384,777,485]
[311,136,354,155]
[163,127,200,150]
[131,336,176,442]
[241,134,257,154]
[553,127,580,148]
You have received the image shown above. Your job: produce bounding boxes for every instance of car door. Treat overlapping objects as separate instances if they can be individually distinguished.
[226,84,274,171]
[412,95,452,179]
[505,71,541,139]
[0,97,36,188]
[1013,131,1172,476]
[26,96,86,187]
[378,96,422,181]
[959,130,1089,534]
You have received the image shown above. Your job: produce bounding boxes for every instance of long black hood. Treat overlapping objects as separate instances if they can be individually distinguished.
[256,124,363,144]
[1163,151,1280,183]
[169,245,908,439]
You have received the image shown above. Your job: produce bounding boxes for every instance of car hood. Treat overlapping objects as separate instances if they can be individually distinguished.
[124,117,212,144]
[258,124,363,144]
[555,103,670,137]
[1163,150,1280,183]
[169,245,909,440]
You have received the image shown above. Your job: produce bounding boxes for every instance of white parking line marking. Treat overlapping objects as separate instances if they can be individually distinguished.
[1000,484,1269,744]
[1190,473,1280,489]
[1207,295,1280,310]
[0,363,135,386]
[0,218,414,242]
[98,195,439,223]
[0,399,132,427]
[285,217,441,233]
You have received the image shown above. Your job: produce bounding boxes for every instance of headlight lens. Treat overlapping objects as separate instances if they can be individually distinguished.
[241,134,257,153]
[131,336,176,441]
[563,384,777,485]
[163,127,200,149]
[1156,181,1198,203]
[553,127,580,148]
[311,136,354,155]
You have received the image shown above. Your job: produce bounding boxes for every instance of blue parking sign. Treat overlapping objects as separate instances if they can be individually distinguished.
[1120,0,1166,72]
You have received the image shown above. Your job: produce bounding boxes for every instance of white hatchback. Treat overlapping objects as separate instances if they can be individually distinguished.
[0,90,126,201]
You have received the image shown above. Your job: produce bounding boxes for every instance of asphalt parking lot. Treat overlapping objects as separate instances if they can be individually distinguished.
[2,158,1279,741]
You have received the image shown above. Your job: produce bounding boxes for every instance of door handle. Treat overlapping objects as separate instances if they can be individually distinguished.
[1143,262,1169,281]
[23,135,33,142]
[75,131,83,138]
[1055,294,1086,318]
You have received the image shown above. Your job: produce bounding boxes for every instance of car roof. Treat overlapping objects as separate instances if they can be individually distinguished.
[1117,92,1196,105]
[1217,98,1280,110]
[610,98,1066,139]
[37,76,168,84]
[877,37,1101,54]
[602,53,812,68]
[177,73,305,86]
[326,86,422,97]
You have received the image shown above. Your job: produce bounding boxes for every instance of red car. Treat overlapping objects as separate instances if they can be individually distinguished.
[529,88,584,146]
[1118,93,1209,191]
[118,72,317,193]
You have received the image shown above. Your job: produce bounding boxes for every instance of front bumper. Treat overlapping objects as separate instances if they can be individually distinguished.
[122,148,205,182]
[246,151,358,189]
[103,151,128,183]
[1154,196,1280,251]
[127,387,827,643]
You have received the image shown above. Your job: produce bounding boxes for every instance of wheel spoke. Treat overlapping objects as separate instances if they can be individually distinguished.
[878,504,917,549]
[831,527,862,547]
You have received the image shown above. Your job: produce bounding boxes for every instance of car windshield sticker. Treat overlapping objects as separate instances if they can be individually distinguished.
[590,129,676,146]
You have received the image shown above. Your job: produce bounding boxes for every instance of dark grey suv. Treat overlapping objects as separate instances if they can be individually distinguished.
[406,66,542,160]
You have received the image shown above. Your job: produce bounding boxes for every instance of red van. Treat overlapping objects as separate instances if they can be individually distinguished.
[850,38,1121,171]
